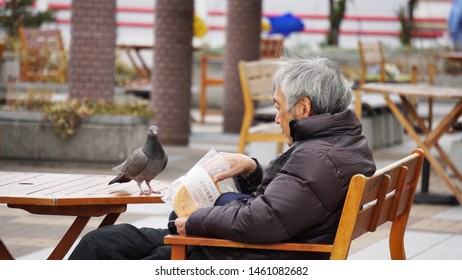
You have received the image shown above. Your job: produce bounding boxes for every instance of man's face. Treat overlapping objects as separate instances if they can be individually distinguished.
[273,88,311,146]
[273,88,294,146]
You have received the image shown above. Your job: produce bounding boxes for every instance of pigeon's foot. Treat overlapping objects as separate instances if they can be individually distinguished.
[139,189,160,195]
[145,183,161,195]
[147,187,161,195]
[140,189,153,195]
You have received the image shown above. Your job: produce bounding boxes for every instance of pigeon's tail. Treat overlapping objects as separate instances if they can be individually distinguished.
[108,174,131,185]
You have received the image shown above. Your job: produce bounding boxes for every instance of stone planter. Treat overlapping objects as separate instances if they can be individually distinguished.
[0,51,20,84]
[0,110,149,164]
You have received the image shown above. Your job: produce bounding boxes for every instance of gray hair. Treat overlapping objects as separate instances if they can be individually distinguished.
[272,57,352,115]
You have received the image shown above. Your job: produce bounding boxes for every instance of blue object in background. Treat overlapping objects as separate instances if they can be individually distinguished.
[268,13,304,37]
[448,0,462,50]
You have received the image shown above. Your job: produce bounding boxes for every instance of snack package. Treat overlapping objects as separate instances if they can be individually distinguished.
[162,149,238,217]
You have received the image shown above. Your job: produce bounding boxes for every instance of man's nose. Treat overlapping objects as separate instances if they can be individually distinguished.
[274,114,280,124]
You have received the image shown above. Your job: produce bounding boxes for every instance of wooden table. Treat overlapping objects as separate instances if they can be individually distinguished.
[355,83,462,204]
[436,51,462,62]
[0,171,169,260]
[117,44,153,81]
[117,44,204,82]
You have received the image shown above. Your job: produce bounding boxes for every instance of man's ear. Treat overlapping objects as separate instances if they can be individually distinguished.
[300,97,311,117]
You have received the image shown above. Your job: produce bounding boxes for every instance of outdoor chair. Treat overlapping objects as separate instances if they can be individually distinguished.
[236,59,286,155]
[18,27,67,83]
[198,36,284,123]
[357,40,418,85]
[164,148,424,260]
[358,40,435,130]
[259,36,284,59]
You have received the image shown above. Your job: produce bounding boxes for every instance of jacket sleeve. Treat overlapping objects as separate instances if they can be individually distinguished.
[234,158,263,194]
[185,151,339,244]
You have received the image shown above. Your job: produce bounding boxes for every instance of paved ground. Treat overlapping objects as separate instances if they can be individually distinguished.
[1,108,461,260]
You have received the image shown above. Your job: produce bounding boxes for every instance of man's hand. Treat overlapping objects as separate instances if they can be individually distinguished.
[175,217,188,235]
[205,152,257,183]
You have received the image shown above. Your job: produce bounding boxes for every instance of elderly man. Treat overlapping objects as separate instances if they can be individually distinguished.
[69,57,376,260]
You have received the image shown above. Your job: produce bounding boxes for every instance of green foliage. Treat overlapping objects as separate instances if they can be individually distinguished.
[0,0,56,50]
[0,0,56,38]
[44,99,93,139]
[82,99,152,118]
[44,99,152,139]
[6,89,53,110]
[114,51,137,87]
[397,0,418,47]
[8,94,152,139]
[326,0,346,46]
[397,7,412,46]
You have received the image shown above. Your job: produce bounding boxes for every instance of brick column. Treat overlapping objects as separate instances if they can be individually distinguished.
[223,0,262,133]
[152,0,193,145]
[69,0,116,100]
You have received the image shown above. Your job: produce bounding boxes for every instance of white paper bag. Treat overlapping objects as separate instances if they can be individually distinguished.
[162,149,238,217]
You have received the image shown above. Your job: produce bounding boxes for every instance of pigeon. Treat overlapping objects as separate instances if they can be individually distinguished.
[108,125,168,195]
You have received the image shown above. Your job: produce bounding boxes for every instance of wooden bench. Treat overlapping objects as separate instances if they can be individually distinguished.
[164,149,424,260]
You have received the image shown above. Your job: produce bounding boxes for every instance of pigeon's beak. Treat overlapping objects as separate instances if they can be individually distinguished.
[149,126,158,135]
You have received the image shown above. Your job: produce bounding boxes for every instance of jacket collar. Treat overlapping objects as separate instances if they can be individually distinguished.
[289,109,362,142]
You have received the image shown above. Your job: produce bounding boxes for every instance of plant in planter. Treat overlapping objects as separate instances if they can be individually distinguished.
[43,99,93,139]
[1,93,154,163]
[6,93,152,139]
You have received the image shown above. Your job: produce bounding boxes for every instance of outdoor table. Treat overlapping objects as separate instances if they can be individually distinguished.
[117,43,205,82]
[117,44,153,81]
[0,171,169,260]
[436,51,462,62]
[355,83,462,205]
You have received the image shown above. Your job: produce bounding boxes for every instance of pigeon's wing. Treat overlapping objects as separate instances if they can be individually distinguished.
[122,151,148,178]
[161,154,168,171]
[112,160,127,174]
[108,173,131,185]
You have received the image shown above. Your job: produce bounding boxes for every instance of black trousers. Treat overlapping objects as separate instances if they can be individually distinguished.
[68,224,207,260]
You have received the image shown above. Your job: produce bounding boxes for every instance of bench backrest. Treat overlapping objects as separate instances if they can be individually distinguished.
[331,148,424,259]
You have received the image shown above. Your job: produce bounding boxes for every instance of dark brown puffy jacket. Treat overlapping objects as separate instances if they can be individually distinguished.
[186,110,376,259]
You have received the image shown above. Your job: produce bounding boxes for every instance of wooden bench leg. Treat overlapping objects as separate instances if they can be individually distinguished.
[170,244,187,260]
